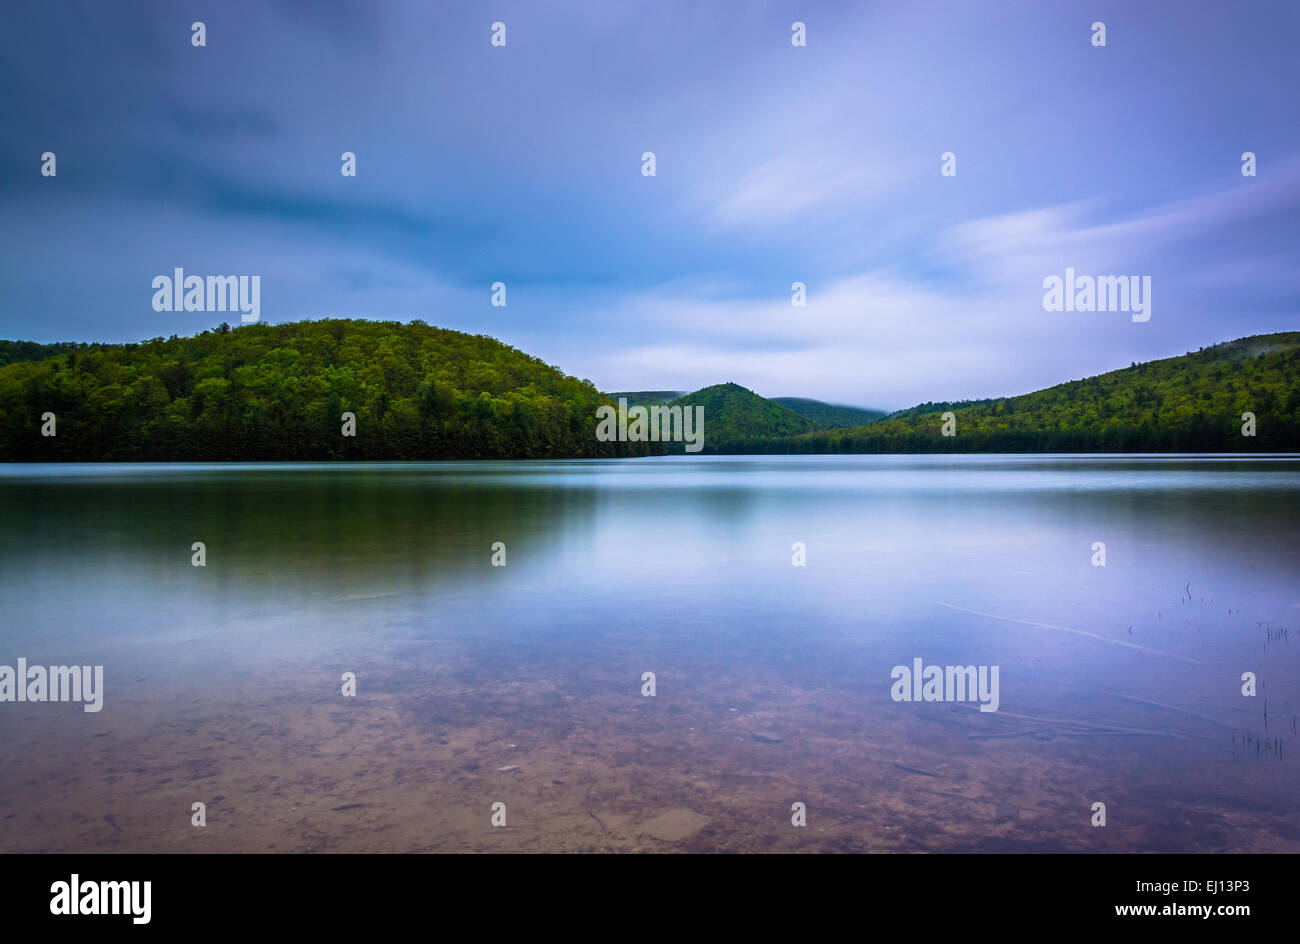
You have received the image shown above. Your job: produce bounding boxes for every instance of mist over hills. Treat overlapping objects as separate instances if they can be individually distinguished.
[771,398,886,429]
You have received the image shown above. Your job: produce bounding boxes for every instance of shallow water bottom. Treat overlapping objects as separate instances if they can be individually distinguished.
[1,641,1293,854]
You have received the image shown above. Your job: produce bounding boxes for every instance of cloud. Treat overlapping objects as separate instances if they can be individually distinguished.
[2,0,1298,409]
[705,147,903,228]
[580,163,1300,407]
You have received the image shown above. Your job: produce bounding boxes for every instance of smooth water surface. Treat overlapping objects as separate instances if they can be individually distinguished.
[1,455,1296,852]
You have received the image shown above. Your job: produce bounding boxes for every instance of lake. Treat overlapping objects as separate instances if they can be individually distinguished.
[0,455,1296,852]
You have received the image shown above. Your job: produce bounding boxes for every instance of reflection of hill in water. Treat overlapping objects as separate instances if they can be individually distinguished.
[0,463,603,596]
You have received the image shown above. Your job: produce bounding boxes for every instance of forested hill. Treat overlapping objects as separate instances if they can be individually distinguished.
[669,383,818,447]
[608,390,687,406]
[737,333,1300,454]
[771,397,885,428]
[0,320,660,460]
[5,324,1298,460]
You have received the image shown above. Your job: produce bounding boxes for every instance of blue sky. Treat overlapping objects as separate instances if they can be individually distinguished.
[1,0,1298,409]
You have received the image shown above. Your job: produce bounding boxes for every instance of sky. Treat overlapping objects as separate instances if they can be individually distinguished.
[1,0,1298,410]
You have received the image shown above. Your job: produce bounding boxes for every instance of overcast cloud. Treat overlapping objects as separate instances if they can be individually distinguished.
[1,0,1297,409]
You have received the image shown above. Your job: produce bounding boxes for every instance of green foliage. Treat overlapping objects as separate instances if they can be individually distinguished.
[770,397,885,429]
[0,339,90,367]
[733,334,1300,454]
[7,326,1297,459]
[607,390,687,406]
[0,319,659,460]
[668,382,817,451]
[879,397,998,421]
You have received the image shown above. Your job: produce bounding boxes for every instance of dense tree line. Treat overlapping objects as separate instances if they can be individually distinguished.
[770,397,885,428]
[716,333,1300,454]
[0,319,661,460]
[669,383,816,441]
[5,325,1297,460]
[0,340,78,367]
[615,382,819,453]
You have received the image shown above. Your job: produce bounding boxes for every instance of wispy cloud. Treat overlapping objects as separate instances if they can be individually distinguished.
[1,0,1297,407]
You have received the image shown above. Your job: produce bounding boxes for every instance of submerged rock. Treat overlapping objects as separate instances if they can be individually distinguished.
[640,808,710,842]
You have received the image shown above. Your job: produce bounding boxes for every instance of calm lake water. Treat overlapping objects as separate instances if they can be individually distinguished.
[1,455,1297,852]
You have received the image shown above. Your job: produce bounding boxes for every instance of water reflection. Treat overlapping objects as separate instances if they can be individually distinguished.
[0,456,1295,851]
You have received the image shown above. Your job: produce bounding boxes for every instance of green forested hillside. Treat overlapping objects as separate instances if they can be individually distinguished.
[0,320,659,460]
[616,388,882,438]
[667,383,817,449]
[0,340,79,367]
[608,390,687,406]
[739,333,1300,453]
[771,397,885,428]
[879,398,997,422]
[5,325,1298,460]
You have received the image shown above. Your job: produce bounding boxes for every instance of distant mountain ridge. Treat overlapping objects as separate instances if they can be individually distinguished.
[614,388,885,439]
[728,333,1300,454]
[607,391,687,406]
[2,323,1297,459]
[772,397,885,428]
[667,383,817,446]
